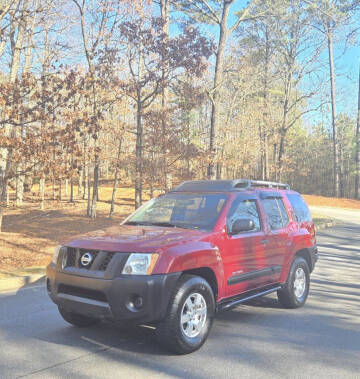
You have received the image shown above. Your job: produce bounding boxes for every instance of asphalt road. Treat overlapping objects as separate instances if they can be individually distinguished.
[1,209,359,378]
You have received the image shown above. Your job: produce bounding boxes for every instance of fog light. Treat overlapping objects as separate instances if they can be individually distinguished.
[134,296,143,309]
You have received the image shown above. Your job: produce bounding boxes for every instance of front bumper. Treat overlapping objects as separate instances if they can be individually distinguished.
[46,264,181,324]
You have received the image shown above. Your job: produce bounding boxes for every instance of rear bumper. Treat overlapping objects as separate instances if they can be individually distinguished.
[46,264,181,324]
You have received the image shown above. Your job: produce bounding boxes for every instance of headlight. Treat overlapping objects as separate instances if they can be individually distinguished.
[122,253,159,275]
[52,245,63,264]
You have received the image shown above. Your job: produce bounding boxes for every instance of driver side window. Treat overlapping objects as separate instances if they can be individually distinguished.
[227,199,261,232]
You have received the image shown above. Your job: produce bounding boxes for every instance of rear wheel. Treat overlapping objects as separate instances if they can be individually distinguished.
[58,307,100,327]
[156,275,215,354]
[277,256,310,309]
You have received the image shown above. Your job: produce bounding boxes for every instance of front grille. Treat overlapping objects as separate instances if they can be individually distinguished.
[65,248,76,267]
[78,250,99,269]
[99,252,114,271]
[58,284,107,302]
[63,248,114,271]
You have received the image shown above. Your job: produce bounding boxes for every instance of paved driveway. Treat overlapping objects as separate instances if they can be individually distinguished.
[0,209,359,378]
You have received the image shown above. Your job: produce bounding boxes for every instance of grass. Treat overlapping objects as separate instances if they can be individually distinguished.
[303,194,360,209]
[311,211,334,226]
[1,184,138,272]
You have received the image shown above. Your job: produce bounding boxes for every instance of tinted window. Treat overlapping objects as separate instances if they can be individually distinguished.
[262,198,289,230]
[125,193,228,231]
[287,194,311,222]
[227,199,261,232]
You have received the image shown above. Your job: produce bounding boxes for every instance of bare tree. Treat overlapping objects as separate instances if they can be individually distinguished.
[109,136,123,218]
[308,0,359,196]
[117,16,212,208]
[174,0,264,179]
[71,0,123,217]
[272,1,324,180]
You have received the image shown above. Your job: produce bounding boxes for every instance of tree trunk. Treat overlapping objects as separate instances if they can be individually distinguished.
[9,0,28,83]
[23,0,36,73]
[0,1,28,231]
[339,139,344,198]
[277,65,292,182]
[40,177,45,210]
[160,0,170,33]
[65,179,69,197]
[90,157,99,218]
[70,176,74,203]
[109,138,122,218]
[87,164,91,216]
[15,7,35,207]
[78,168,83,197]
[59,180,62,201]
[355,63,360,199]
[160,0,171,189]
[259,123,265,179]
[84,159,88,199]
[277,128,287,181]
[75,0,101,216]
[262,25,270,180]
[208,1,231,179]
[327,29,340,197]
[15,165,24,206]
[52,178,56,200]
[135,100,143,209]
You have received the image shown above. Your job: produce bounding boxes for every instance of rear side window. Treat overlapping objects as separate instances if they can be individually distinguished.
[286,194,312,222]
[262,198,289,230]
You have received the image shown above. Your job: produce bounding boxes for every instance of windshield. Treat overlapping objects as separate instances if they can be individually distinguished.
[125,193,228,231]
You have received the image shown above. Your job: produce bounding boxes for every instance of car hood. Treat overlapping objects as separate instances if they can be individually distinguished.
[63,224,206,252]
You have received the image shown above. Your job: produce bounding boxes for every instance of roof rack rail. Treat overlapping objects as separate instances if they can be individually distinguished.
[172,179,290,192]
[244,180,290,190]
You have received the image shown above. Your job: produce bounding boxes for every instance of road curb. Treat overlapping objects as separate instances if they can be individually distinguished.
[0,273,45,293]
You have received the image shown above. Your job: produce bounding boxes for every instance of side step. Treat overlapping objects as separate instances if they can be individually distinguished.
[217,285,282,312]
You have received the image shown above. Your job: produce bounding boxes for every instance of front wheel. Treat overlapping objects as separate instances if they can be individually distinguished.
[156,275,215,354]
[277,256,310,309]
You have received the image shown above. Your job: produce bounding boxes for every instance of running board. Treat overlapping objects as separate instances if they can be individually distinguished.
[217,286,282,312]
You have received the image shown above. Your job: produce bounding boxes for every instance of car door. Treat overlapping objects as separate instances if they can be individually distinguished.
[224,196,270,298]
[259,194,290,284]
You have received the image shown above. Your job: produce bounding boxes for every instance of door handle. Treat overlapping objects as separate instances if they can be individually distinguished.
[261,239,269,245]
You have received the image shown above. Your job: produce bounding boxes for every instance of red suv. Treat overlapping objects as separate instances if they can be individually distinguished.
[46,179,317,354]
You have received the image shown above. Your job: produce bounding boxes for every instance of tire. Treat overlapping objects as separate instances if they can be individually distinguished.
[156,274,215,354]
[277,256,310,309]
[58,307,100,327]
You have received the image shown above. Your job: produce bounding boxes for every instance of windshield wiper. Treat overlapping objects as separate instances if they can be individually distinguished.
[125,221,198,229]
[147,222,178,228]
[125,221,151,226]
[125,221,177,228]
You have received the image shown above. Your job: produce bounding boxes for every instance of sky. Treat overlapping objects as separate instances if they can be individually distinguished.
[169,0,360,130]
[10,0,358,132]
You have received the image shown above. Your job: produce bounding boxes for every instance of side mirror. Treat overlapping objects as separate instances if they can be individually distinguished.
[229,218,255,235]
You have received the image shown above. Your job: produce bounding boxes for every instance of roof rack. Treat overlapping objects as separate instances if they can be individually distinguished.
[245,180,290,190]
[173,179,290,192]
